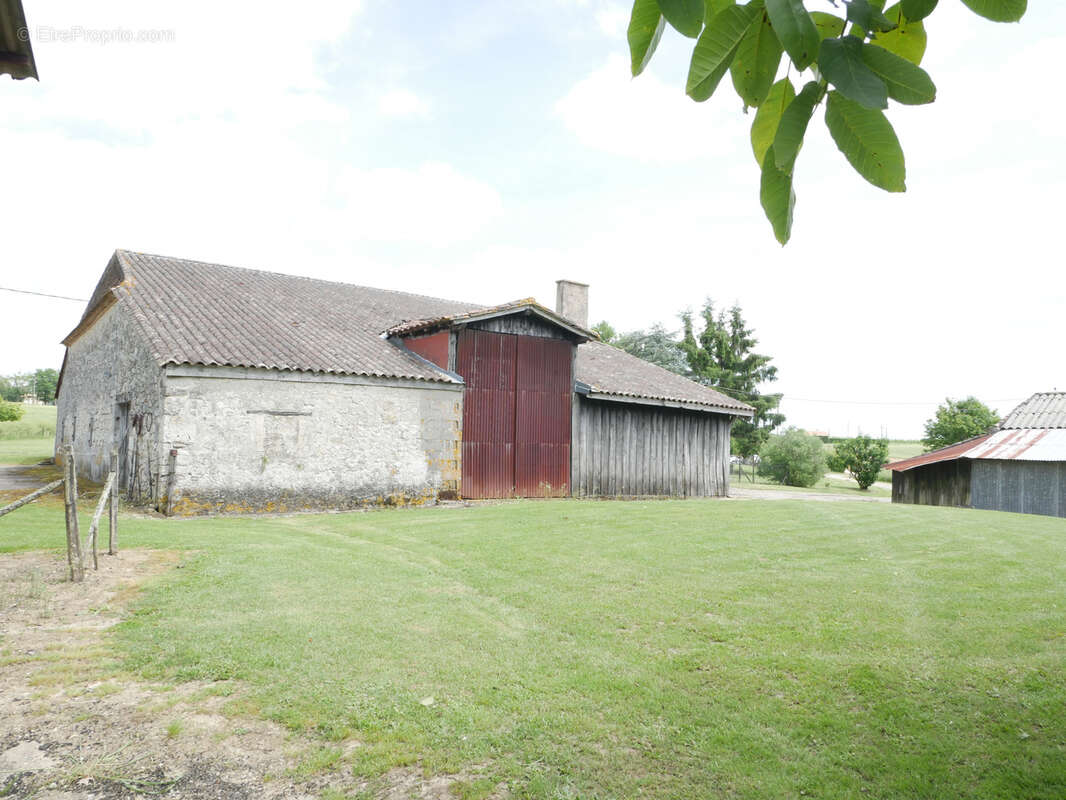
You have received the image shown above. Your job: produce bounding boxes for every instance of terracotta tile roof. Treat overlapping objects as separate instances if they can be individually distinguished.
[64,250,755,415]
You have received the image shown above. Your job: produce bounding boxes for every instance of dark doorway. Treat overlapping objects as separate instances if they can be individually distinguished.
[114,400,131,492]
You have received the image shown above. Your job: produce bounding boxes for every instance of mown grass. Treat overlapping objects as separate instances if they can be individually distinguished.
[0,403,57,465]
[733,470,891,498]
[3,499,1066,798]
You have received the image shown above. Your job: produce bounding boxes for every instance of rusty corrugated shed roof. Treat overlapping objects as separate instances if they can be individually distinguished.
[999,392,1066,429]
[0,0,37,80]
[965,428,1066,461]
[887,393,1066,471]
[884,433,995,472]
[64,250,756,415]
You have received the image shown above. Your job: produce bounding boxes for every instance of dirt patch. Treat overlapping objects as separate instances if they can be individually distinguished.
[0,549,501,799]
[0,466,47,493]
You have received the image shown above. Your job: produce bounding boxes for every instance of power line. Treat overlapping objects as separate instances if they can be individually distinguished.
[0,286,87,302]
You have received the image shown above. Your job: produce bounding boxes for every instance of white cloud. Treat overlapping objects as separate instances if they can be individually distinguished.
[595,5,630,37]
[0,0,501,374]
[555,54,749,163]
[377,89,430,118]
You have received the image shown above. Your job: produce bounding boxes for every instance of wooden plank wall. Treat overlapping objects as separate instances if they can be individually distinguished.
[891,460,972,507]
[571,395,732,497]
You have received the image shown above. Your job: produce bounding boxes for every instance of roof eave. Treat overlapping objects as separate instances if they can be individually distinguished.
[0,1,38,81]
[584,390,755,417]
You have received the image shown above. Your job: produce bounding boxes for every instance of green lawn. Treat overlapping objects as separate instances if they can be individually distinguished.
[0,403,56,465]
[3,499,1065,798]
[732,470,891,497]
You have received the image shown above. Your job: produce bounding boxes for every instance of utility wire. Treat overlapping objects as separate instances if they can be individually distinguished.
[0,286,88,303]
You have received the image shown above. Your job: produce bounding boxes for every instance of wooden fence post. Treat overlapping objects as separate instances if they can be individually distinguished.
[63,445,84,583]
[108,448,118,555]
[165,449,178,517]
[87,473,113,571]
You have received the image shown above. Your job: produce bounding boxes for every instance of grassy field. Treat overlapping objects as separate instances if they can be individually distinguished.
[885,440,924,461]
[3,498,1065,798]
[732,469,891,497]
[0,403,56,465]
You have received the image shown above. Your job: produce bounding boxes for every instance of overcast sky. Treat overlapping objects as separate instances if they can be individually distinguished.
[1,1,1061,439]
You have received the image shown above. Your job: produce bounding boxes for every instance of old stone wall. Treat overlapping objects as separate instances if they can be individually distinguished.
[161,366,463,514]
[54,302,166,500]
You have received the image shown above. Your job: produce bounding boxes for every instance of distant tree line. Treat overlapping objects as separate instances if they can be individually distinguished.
[0,368,59,404]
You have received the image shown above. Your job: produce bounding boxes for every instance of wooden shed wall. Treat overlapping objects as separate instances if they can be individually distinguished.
[891,460,972,508]
[971,460,1066,518]
[572,395,732,497]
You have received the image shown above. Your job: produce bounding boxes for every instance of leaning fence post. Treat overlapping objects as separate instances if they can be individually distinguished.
[88,472,113,571]
[63,445,84,583]
[108,448,118,554]
[164,449,177,517]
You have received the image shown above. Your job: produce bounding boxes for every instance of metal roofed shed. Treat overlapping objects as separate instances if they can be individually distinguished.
[886,392,1066,517]
[0,0,37,80]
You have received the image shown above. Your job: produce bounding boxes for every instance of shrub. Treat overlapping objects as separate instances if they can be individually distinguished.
[824,447,847,473]
[759,428,826,488]
[0,401,24,423]
[835,435,890,490]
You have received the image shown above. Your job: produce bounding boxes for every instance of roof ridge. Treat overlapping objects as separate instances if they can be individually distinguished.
[116,249,480,310]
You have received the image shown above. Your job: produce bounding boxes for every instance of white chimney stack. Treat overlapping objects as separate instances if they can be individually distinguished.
[555,279,589,329]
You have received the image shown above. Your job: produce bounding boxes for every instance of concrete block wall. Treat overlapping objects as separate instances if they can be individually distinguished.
[161,366,463,514]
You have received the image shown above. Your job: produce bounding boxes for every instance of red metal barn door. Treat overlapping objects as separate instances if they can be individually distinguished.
[515,336,572,497]
[457,330,517,499]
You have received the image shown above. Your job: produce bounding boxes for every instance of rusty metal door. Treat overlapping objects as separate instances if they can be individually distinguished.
[515,336,572,497]
[457,329,516,499]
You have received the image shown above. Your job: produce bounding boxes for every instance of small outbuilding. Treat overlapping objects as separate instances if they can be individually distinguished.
[55,251,754,513]
[886,392,1066,518]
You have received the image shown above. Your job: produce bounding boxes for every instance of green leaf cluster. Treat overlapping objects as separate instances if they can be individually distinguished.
[627,0,1027,243]
[834,434,890,490]
[922,396,1000,451]
[759,427,826,487]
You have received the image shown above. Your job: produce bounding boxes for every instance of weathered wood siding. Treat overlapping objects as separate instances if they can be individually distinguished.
[891,460,972,508]
[470,314,570,340]
[572,395,732,497]
[971,460,1066,518]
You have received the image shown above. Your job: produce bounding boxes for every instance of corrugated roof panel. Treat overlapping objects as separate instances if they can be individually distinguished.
[1000,392,1066,429]
[884,434,994,472]
[966,428,1066,461]
[887,429,1066,472]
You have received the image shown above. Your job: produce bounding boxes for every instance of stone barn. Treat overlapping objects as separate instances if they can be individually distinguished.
[55,250,753,514]
[886,392,1066,518]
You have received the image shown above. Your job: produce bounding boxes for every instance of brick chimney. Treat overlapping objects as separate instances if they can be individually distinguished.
[555,280,589,329]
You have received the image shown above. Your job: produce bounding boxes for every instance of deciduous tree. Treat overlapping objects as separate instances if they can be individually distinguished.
[834,434,889,489]
[922,396,998,451]
[759,427,825,486]
[613,325,691,375]
[627,0,1027,243]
